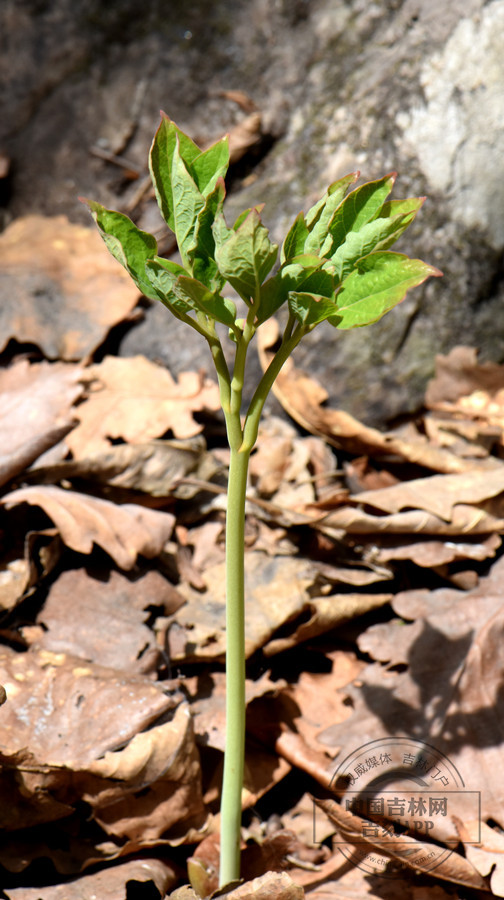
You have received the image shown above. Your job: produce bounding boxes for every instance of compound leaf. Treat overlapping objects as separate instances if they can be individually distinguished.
[173,276,237,327]
[149,115,200,232]
[327,173,397,255]
[330,251,442,329]
[305,172,359,231]
[288,291,339,327]
[257,254,323,322]
[331,210,421,282]
[215,209,278,304]
[84,201,159,300]
[189,137,230,197]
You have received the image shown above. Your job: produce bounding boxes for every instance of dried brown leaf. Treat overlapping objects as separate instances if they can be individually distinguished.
[317,556,504,840]
[320,502,504,535]
[187,670,287,752]
[456,819,504,897]
[168,552,314,662]
[30,437,216,498]
[264,593,393,656]
[222,870,305,900]
[0,647,178,770]
[0,216,140,360]
[34,568,182,673]
[66,356,221,457]
[85,702,207,841]
[3,857,177,900]
[425,345,504,408]
[228,112,262,163]
[316,798,487,891]
[249,651,364,789]
[354,465,504,521]
[0,359,83,488]
[368,533,501,567]
[258,321,473,474]
[1,485,175,570]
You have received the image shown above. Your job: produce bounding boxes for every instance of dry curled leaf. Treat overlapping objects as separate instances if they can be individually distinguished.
[0,359,83,488]
[168,552,314,662]
[3,857,177,900]
[34,568,183,673]
[425,345,504,409]
[1,485,175,570]
[315,798,487,891]
[258,321,473,474]
[354,465,504,521]
[66,355,221,457]
[0,216,141,360]
[222,870,305,900]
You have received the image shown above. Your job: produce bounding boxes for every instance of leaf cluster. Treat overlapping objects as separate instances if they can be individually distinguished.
[84,114,441,346]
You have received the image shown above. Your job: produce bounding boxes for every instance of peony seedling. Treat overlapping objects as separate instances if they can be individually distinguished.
[84,114,441,887]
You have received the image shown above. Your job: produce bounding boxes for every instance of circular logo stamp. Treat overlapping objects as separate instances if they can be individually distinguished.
[313,736,479,878]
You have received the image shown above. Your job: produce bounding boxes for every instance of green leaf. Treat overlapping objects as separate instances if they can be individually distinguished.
[330,211,419,282]
[189,137,230,197]
[330,251,442,330]
[215,209,278,304]
[149,115,201,231]
[257,254,323,322]
[84,201,159,300]
[327,173,397,255]
[305,173,359,230]
[305,174,360,255]
[288,291,339,327]
[170,144,205,262]
[173,276,237,327]
[189,178,227,291]
[144,257,193,316]
[375,196,425,220]
[281,212,309,263]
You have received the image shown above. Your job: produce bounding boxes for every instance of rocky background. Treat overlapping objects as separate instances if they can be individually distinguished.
[2,0,503,425]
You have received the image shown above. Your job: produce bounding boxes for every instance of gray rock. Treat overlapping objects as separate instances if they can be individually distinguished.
[2,0,504,425]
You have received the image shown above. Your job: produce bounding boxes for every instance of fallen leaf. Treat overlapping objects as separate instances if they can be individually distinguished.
[0,359,83,488]
[228,112,263,163]
[66,355,221,457]
[222,870,305,900]
[1,485,175,570]
[425,345,504,408]
[320,502,504,536]
[0,216,141,360]
[0,647,178,770]
[167,551,315,662]
[258,321,475,473]
[187,670,287,752]
[317,555,504,843]
[264,593,393,656]
[249,650,364,789]
[354,466,504,522]
[3,857,177,900]
[315,798,488,891]
[34,567,183,673]
[367,533,501,567]
[455,819,504,897]
[84,702,207,842]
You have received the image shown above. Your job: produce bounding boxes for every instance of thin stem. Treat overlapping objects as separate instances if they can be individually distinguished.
[219,442,250,887]
[241,321,305,452]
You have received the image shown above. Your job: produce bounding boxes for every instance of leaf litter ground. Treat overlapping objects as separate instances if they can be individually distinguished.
[2,219,504,899]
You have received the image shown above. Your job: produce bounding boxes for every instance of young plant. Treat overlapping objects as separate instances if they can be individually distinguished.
[84,114,441,887]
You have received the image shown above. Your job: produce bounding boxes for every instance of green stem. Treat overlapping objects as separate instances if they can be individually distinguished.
[241,321,305,452]
[219,442,250,887]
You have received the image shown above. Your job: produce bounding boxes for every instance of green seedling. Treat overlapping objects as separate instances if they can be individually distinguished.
[84,113,441,887]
